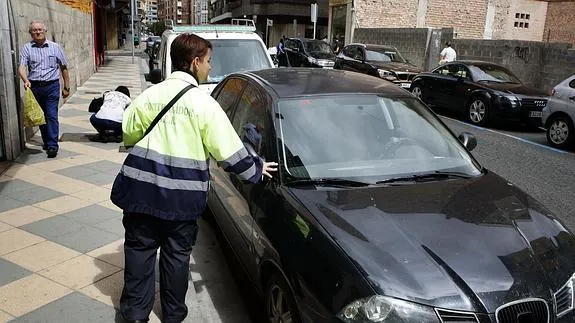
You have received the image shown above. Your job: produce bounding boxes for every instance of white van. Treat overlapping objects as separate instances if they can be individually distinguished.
[151,20,274,93]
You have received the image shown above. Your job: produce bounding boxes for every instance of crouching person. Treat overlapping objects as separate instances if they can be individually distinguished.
[89,86,131,143]
[110,33,277,323]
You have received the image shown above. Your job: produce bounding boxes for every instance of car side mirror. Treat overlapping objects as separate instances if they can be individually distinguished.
[149,69,162,84]
[458,132,477,151]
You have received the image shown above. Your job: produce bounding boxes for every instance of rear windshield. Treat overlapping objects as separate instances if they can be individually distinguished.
[207,39,272,83]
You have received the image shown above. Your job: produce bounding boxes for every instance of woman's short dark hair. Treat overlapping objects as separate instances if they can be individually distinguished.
[115,86,130,97]
[171,33,212,72]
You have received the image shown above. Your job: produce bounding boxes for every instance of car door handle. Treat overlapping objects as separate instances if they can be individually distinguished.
[569,96,575,101]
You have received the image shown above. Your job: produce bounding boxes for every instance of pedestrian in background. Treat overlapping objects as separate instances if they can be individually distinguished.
[89,86,131,143]
[18,20,70,158]
[111,33,277,323]
[439,41,457,64]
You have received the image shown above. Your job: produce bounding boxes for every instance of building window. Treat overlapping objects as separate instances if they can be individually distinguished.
[514,12,531,28]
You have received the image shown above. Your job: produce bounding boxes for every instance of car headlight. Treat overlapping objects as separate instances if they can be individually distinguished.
[501,95,520,108]
[377,69,397,81]
[337,296,439,322]
[308,57,318,65]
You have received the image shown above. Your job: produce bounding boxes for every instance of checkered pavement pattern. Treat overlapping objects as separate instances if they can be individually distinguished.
[0,55,251,323]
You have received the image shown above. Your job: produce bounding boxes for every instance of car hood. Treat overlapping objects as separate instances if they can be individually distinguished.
[483,83,548,97]
[368,61,421,73]
[308,51,336,60]
[288,172,575,313]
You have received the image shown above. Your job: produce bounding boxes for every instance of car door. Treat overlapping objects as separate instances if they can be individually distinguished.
[354,47,371,75]
[429,64,459,108]
[341,46,362,73]
[285,39,299,67]
[210,77,256,271]
[451,64,478,110]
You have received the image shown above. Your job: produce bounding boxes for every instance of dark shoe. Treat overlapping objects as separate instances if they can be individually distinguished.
[42,144,48,150]
[46,147,57,158]
[115,135,123,143]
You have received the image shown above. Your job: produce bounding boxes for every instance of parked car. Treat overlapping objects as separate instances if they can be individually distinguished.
[267,47,278,67]
[282,38,335,68]
[410,61,549,126]
[207,67,575,323]
[334,43,421,89]
[542,74,575,149]
[150,20,274,93]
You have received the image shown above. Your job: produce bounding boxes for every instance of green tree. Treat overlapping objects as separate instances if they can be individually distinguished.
[149,21,166,36]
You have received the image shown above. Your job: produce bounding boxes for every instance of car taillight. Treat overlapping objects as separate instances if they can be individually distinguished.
[550,88,556,96]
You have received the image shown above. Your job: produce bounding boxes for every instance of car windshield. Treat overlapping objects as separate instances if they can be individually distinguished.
[277,95,481,182]
[207,39,272,84]
[470,64,521,84]
[365,48,406,63]
[303,40,332,54]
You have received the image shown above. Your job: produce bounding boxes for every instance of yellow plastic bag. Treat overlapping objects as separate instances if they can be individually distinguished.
[23,87,45,127]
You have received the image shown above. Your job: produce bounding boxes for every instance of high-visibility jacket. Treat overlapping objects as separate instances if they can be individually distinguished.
[111,71,263,221]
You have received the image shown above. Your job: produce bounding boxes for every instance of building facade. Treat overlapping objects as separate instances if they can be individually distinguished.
[329,0,553,45]
[195,0,209,24]
[544,1,575,45]
[145,0,159,23]
[158,0,194,25]
[209,0,329,48]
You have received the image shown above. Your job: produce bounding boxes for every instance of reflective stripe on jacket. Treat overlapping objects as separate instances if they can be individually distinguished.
[111,71,263,221]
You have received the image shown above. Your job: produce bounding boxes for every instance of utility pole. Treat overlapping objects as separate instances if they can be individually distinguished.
[131,0,135,63]
[311,3,317,39]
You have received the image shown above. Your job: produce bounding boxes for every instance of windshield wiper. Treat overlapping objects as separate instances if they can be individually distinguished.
[286,178,371,187]
[376,171,475,184]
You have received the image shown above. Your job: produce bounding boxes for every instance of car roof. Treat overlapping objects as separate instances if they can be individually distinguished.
[242,68,409,98]
[445,60,507,67]
[347,43,397,51]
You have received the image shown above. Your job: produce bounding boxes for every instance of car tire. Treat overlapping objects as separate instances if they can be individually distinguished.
[467,97,490,126]
[265,273,301,323]
[411,85,423,100]
[546,115,574,150]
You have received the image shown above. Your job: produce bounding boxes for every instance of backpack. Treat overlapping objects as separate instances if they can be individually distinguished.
[88,91,109,113]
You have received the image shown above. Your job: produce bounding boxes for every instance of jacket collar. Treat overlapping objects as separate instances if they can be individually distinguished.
[168,71,199,87]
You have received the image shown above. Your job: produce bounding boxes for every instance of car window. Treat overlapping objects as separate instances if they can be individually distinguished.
[206,39,272,84]
[434,65,452,76]
[356,48,366,61]
[454,65,472,80]
[160,40,167,79]
[345,46,358,59]
[569,79,575,89]
[214,78,246,119]
[231,84,271,156]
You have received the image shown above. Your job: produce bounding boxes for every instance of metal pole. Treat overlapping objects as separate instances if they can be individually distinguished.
[266,24,269,48]
[131,0,135,63]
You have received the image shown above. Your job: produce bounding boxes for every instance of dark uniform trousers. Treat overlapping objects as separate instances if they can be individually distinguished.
[120,212,198,323]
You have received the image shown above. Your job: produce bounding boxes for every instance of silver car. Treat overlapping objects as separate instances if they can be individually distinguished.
[542,75,575,149]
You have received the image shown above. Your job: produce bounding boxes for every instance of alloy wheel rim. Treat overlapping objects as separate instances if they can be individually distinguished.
[549,120,569,144]
[268,284,292,323]
[412,87,422,98]
[470,100,486,123]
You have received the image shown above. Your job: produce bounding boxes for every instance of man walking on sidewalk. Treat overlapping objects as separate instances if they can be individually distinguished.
[18,21,70,158]
[111,34,277,323]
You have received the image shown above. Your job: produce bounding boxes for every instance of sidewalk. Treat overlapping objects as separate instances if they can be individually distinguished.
[0,56,251,323]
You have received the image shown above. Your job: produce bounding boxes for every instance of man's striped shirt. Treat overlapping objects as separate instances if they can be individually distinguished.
[19,40,68,82]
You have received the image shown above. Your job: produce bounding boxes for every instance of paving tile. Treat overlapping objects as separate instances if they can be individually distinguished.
[93,217,124,237]
[79,270,123,309]
[0,274,71,317]
[0,223,12,234]
[98,200,122,212]
[59,108,91,117]
[56,154,101,166]
[59,123,92,135]
[0,197,26,214]
[0,229,44,256]
[70,186,112,203]
[61,204,120,225]
[0,206,56,227]
[15,149,79,165]
[0,259,32,287]
[52,225,123,253]
[80,172,118,186]
[5,186,63,205]
[2,241,81,272]
[8,292,118,323]
[29,159,76,172]
[39,255,121,290]
[33,195,93,214]
[87,239,124,268]
[54,164,100,179]
[84,160,123,175]
[0,310,13,323]
[0,180,37,195]
[20,216,86,240]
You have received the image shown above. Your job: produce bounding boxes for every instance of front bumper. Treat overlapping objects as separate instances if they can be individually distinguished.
[493,97,547,126]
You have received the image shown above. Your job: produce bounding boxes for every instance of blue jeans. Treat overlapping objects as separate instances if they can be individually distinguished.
[31,81,60,149]
[90,114,122,136]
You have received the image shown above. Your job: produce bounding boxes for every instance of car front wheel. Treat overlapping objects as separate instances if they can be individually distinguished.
[411,86,422,99]
[547,115,573,149]
[266,273,300,323]
[468,97,490,126]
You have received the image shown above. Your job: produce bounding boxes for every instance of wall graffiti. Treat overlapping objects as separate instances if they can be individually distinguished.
[514,46,530,63]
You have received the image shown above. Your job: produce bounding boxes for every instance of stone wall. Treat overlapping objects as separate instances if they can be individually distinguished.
[353,27,574,92]
[355,0,419,28]
[425,0,487,39]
